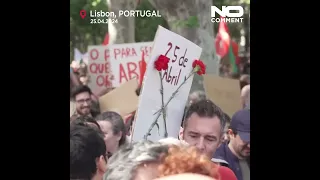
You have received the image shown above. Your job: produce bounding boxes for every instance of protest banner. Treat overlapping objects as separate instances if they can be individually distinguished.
[203,75,241,117]
[109,42,153,87]
[132,26,202,142]
[87,46,113,92]
[99,78,139,117]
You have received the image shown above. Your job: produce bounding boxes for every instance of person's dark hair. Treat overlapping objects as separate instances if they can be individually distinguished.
[223,113,231,124]
[71,116,101,130]
[70,124,106,179]
[181,105,188,127]
[95,111,127,146]
[240,81,249,90]
[183,99,226,135]
[243,61,250,75]
[125,112,135,135]
[71,85,92,101]
[229,127,238,135]
[181,91,207,126]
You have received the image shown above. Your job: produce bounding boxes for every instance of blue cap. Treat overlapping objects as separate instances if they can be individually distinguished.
[230,109,250,143]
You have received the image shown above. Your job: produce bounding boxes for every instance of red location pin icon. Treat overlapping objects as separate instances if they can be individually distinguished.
[80,10,86,19]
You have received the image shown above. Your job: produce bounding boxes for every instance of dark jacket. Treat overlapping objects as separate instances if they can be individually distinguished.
[214,142,250,180]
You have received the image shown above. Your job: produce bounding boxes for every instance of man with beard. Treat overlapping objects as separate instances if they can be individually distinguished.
[214,109,250,180]
[71,85,100,120]
[179,99,236,180]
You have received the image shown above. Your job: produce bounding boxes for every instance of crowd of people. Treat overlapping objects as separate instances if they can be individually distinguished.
[70,58,250,180]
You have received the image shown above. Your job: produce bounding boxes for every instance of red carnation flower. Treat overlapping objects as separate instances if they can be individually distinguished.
[154,55,170,71]
[192,60,206,75]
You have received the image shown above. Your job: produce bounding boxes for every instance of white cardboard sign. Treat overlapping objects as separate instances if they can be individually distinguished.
[132,26,202,142]
[109,42,153,87]
[87,46,113,92]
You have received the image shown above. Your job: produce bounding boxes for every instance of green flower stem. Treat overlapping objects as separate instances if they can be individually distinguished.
[144,70,195,139]
[152,71,195,115]
[158,72,168,138]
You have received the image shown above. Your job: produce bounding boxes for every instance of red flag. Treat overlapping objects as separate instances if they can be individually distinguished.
[139,51,147,86]
[231,40,240,65]
[215,17,231,57]
[102,33,109,45]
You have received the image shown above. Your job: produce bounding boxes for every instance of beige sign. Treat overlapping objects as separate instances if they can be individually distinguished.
[99,78,139,117]
[203,75,241,117]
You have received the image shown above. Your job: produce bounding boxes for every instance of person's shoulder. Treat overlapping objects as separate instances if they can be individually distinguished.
[214,142,227,159]
[217,166,237,180]
[211,158,229,167]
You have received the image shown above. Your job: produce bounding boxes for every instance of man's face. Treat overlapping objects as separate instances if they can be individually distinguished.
[229,131,250,158]
[182,113,222,158]
[75,92,92,116]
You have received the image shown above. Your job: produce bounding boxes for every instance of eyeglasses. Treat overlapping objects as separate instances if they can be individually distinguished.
[76,98,91,104]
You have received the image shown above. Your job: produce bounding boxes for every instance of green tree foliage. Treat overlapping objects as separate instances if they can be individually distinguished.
[70,0,108,61]
[135,1,169,42]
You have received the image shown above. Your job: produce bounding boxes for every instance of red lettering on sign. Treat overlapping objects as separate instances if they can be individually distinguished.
[127,62,138,80]
[114,48,138,60]
[96,75,112,87]
[89,63,110,74]
[123,48,130,58]
[96,75,105,86]
[140,46,152,57]
[105,63,111,74]
[119,62,140,84]
[119,64,128,83]
[104,49,109,61]
[90,49,99,60]
[131,48,137,57]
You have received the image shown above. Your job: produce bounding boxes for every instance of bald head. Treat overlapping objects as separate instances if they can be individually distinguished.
[240,74,250,89]
[241,85,250,109]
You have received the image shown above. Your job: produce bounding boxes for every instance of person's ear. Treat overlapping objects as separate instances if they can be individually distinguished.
[179,127,184,140]
[228,129,236,140]
[116,131,122,141]
[96,155,107,174]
